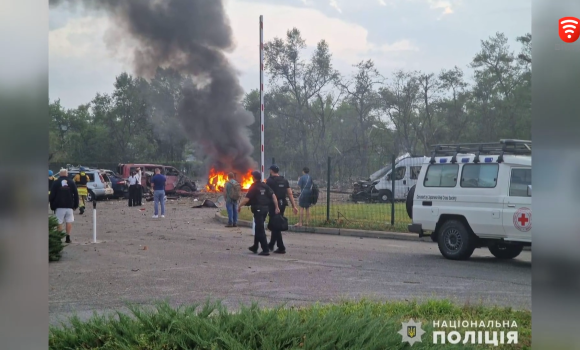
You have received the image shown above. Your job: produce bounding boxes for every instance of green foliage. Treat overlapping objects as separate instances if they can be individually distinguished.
[230,202,412,232]
[49,215,66,262]
[49,299,531,349]
[50,31,531,186]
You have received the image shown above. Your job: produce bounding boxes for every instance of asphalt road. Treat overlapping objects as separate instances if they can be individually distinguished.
[49,199,531,326]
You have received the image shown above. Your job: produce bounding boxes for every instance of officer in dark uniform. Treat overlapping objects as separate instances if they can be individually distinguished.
[238,171,280,256]
[49,170,55,196]
[266,165,298,253]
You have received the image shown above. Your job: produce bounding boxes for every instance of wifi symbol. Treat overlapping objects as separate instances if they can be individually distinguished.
[559,17,580,43]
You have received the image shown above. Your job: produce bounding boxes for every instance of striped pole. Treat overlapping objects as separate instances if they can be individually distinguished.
[259,15,265,181]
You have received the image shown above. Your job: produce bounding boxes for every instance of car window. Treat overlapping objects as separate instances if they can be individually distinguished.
[394,166,406,180]
[460,164,499,188]
[509,168,531,197]
[101,173,111,183]
[410,166,422,180]
[165,167,179,176]
[424,164,458,187]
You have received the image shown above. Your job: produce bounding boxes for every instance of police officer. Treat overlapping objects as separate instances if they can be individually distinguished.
[73,167,90,215]
[266,165,298,254]
[238,171,280,256]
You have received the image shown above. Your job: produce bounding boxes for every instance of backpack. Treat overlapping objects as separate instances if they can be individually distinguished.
[310,182,320,205]
[228,180,242,201]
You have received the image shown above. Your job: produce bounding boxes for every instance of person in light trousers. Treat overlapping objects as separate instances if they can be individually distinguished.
[151,168,166,218]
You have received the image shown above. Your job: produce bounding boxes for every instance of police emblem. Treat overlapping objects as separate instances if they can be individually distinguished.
[398,319,425,346]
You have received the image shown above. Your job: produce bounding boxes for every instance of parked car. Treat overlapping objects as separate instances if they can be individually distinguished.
[100,169,129,199]
[66,166,114,201]
[116,163,197,195]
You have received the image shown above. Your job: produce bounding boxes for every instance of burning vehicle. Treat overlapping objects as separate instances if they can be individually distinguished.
[350,154,427,203]
[205,168,254,193]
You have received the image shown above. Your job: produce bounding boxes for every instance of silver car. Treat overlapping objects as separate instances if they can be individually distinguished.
[67,167,114,201]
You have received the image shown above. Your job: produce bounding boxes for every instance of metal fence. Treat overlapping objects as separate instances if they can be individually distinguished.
[276,155,426,232]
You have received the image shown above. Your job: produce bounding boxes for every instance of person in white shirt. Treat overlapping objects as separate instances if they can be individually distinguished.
[135,167,143,206]
[128,170,139,207]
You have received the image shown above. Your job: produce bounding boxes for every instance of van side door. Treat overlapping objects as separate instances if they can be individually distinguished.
[502,167,532,242]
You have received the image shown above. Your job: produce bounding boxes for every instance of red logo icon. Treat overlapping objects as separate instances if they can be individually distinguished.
[513,207,532,232]
[559,17,580,43]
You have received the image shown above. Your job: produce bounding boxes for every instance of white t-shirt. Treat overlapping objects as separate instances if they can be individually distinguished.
[128,175,138,186]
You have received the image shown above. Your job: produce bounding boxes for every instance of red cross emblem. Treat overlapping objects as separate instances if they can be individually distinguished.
[513,207,532,232]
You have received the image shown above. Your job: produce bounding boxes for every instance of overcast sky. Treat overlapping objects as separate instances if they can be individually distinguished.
[49,0,530,109]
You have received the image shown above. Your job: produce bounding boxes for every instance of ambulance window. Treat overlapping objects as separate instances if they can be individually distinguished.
[424,164,458,187]
[410,166,422,180]
[461,164,499,188]
[394,166,406,180]
[509,168,531,197]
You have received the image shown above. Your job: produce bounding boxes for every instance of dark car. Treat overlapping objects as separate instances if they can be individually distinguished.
[101,169,129,199]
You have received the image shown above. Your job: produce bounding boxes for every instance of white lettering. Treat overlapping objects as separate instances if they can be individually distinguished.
[496,321,502,328]
[485,331,499,346]
[500,331,505,344]
[462,320,470,328]
[479,321,486,328]
[486,321,494,328]
[441,321,448,328]
[471,321,478,328]
[478,331,483,343]
[463,331,476,344]
[502,320,510,328]
[511,321,518,328]
[433,331,446,344]
[507,331,518,344]
[449,321,457,328]
[448,331,461,344]
[433,320,440,328]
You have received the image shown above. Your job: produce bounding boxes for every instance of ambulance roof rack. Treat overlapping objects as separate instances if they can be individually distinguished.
[429,139,531,164]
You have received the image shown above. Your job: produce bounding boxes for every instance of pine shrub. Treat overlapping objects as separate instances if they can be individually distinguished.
[49,215,66,262]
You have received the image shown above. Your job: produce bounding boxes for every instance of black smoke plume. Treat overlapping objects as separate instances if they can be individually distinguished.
[50,0,257,173]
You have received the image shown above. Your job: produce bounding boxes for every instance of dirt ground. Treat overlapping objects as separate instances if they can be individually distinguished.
[49,197,531,326]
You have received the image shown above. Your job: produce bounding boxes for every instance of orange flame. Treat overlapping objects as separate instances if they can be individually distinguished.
[205,168,254,192]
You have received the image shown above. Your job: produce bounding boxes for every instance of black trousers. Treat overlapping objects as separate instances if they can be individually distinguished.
[251,208,269,252]
[269,204,286,250]
[128,185,136,207]
[135,185,142,205]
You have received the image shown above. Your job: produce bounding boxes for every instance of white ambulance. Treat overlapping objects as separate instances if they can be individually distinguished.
[407,140,531,260]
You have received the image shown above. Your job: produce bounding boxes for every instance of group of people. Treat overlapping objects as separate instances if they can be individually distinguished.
[222,165,315,256]
[127,167,143,207]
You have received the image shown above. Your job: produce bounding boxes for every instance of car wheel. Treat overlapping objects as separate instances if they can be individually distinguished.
[406,185,415,219]
[437,220,476,260]
[179,184,196,192]
[378,190,392,203]
[488,244,524,259]
[87,190,95,202]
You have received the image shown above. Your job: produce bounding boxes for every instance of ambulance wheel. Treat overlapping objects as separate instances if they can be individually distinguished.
[488,244,523,259]
[378,190,392,203]
[438,220,475,260]
[406,185,415,219]
[87,190,95,202]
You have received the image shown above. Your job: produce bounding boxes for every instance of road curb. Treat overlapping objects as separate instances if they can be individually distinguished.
[214,212,431,242]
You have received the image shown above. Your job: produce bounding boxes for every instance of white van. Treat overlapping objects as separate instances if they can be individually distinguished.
[374,156,429,201]
[407,140,532,260]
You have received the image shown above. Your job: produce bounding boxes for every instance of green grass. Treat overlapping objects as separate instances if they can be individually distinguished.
[49,215,66,262]
[228,203,413,232]
[49,299,531,349]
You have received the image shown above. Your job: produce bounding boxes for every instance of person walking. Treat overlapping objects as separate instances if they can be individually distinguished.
[296,167,313,227]
[49,169,79,244]
[135,167,143,206]
[224,172,241,227]
[48,170,55,196]
[127,170,139,207]
[238,171,280,256]
[266,165,298,253]
[151,168,166,218]
[73,167,90,215]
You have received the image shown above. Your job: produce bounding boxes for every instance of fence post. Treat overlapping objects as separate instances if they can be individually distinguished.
[391,154,395,226]
[326,156,331,222]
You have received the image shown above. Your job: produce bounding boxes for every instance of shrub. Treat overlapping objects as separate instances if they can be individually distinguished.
[49,215,66,262]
